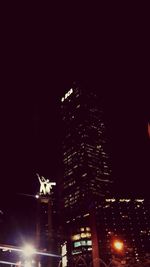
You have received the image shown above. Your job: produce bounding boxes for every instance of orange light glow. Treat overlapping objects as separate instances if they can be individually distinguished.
[113,240,124,251]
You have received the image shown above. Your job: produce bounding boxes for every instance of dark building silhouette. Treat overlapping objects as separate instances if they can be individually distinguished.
[60,85,150,266]
[60,85,112,266]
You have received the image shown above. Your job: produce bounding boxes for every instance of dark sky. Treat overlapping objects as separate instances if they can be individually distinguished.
[0,6,149,243]
[0,76,149,198]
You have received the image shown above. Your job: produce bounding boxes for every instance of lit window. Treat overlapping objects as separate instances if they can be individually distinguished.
[61,88,73,102]
[106,199,116,202]
[119,199,131,202]
[135,199,144,203]
[83,213,89,217]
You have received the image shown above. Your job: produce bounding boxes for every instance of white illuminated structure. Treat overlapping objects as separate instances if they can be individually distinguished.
[36,173,56,195]
[61,242,68,267]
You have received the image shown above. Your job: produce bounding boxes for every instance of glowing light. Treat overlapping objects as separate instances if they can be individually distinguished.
[35,195,39,199]
[72,234,81,241]
[83,213,89,217]
[61,243,67,257]
[24,261,32,267]
[119,199,131,202]
[61,88,73,102]
[0,244,61,258]
[61,243,67,267]
[72,232,91,241]
[74,240,92,247]
[62,256,67,267]
[86,232,91,238]
[113,240,124,251]
[135,199,144,203]
[106,198,116,202]
[80,233,86,238]
[23,244,35,257]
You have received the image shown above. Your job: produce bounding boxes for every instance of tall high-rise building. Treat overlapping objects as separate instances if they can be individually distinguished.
[60,85,112,265]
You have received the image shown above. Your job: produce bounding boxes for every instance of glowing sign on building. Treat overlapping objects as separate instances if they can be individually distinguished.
[72,232,91,241]
[61,88,73,102]
[74,240,92,248]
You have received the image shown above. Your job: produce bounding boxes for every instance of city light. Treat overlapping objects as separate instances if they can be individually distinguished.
[23,244,35,257]
[61,88,73,102]
[24,261,32,267]
[113,240,124,252]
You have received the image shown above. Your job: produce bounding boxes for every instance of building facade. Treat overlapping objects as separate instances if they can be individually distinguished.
[60,85,150,266]
[60,85,112,265]
[96,197,150,264]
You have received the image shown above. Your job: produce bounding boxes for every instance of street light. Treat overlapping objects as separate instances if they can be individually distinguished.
[22,244,36,267]
[24,261,32,267]
[23,244,36,258]
[113,240,124,252]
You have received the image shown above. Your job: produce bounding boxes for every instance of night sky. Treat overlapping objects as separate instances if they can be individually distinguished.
[0,7,149,244]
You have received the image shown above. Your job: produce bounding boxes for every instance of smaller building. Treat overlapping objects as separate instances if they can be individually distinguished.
[96,197,150,263]
[61,197,150,266]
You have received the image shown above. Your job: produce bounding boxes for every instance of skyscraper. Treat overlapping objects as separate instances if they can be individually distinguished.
[60,85,112,265]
